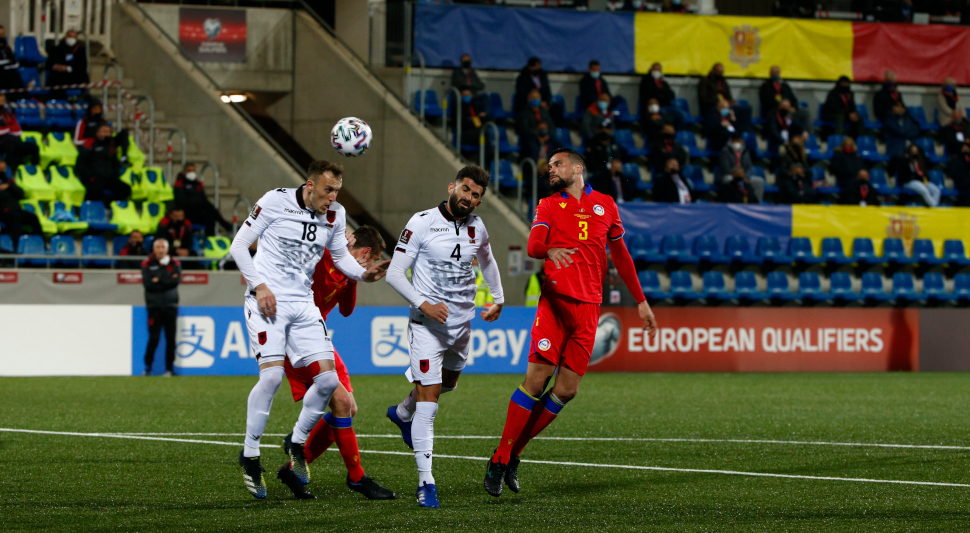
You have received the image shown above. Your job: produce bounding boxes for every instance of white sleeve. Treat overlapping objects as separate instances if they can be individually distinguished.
[386,250,427,308]
[476,225,505,304]
[327,207,366,281]
[230,224,265,290]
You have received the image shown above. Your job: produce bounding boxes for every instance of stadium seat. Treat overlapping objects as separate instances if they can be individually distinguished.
[628,234,663,264]
[122,140,147,173]
[743,132,772,161]
[788,237,821,264]
[914,138,946,165]
[140,202,165,234]
[0,234,12,253]
[141,167,174,203]
[673,98,700,125]
[613,99,637,124]
[682,164,709,193]
[413,90,443,119]
[922,272,952,306]
[638,270,669,301]
[112,235,130,255]
[554,128,578,152]
[701,271,732,303]
[203,236,232,269]
[755,236,791,265]
[908,106,938,132]
[856,104,881,130]
[856,135,888,164]
[692,235,724,263]
[19,199,57,236]
[669,270,701,301]
[723,235,756,264]
[50,201,88,234]
[16,234,46,267]
[954,273,970,305]
[49,165,86,205]
[829,271,859,303]
[941,239,970,267]
[488,93,509,120]
[849,237,880,266]
[80,200,118,232]
[109,200,152,234]
[805,133,826,161]
[928,170,958,198]
[555,94,581,122]
[911,239,942,266]
[43,131,79,167]
[891,272,921,306]
[765,271,797,303]
[44,99,74,129]
[813,103,834,129]
[81,235,111,268]
[860,272,890,304]
[881,238,911,266]
[14,99,45,127]
[14,35,45,65]
[798,271,826,304]
[676,131,712,158]
[119,168,147,202]
[623,162,651,191]
[660,234,697,264]
[614,129,647,157]
[868,168,898,196]
[496,127,518,154]
[809,167,839,195]
[15,164,56,201]
[734,270,766,304]
[49,234,79,267]
[820,237,851,265]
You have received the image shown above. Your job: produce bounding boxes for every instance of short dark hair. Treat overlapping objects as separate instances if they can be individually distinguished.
[307,160,344,181]
[455,165,490,195]
[550,147,586,175]
[352,225,385,256]
[527,57,542,68]
[589,60,600,68]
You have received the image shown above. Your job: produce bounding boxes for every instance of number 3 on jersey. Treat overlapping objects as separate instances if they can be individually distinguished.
[578,221,588,241]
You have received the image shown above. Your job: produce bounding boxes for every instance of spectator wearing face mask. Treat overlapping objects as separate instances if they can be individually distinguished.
[653,158,694,204]
[650,123,688,170]
[947,141,970,206]
[623,0,651,11]
[0,26,23,91]
[531,121,562,197]
[703,99,737,153]
[450,88,492,154]
[698,63,734,116]
[513,57,551,116]
[47,29,89,92]
[822,76,861,139]
[841,169,880,206]
[579,60,626,115]
[639,62,684,130]
[76,122,131,202]
[896,144,941,207]
[778,163,818,205]
[663,0,689,13]
[778,123,809,177]
[941,108,970,155]
[74,98,106,149]
[765,99,801,155]
[0,93,38,169]
[173,162,232,236]
[118,229,147,268]
[718,132,765,203]
[518,90,555,167]
[581,93,614,143]
[0,159,41,250]
[830,136,866,189]
[883,101,921,159]
[720,166,759,204]
[758,66,798,120]
[641,99,668,142]
[450,54,484,96]
[156,206,195,257]
[937,77,960,127]
[873,70,905,123]
[586,118,630,199]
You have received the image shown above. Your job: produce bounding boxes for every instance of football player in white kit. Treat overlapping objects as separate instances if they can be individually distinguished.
[229,160,389,499]
[385,165,505,508]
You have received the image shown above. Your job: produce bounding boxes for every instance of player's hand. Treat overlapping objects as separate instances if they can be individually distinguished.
[362,260,390,282]
[548,247,578,269]
[255,283,277,318]
[345,230,356,249]
[638,300,658,339]
[420,301,449,324]
[480,303,503,322]
[348,392,358,417]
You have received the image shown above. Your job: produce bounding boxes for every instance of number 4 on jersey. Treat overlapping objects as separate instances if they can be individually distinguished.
[450,243,461,261]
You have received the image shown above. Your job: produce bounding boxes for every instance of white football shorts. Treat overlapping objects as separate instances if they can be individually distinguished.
[244,295,334,367]
[405,320,471,386]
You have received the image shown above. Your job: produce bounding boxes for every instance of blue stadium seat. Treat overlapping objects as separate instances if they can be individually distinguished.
[413,90,443,118]
[856,104,881,130]
[673,98,700,125]
[669,270,701,301]
[488,93,509,120]
[765,271,797,302]
[911,239,942,266]
[14,36,45,65]
[813,103,834,129]
[821,134,844,161]
[891,272,921,306]
[80,200,118,232]
[692,235,724,263]
[908,106,938,132]
[660,234,697,264]
[494,160,516,189]
[860,272,890,304]
[723,235,756,264]
[45,99,75,129]
[942,239,970,266]
[820,237,851,265]
[628,234,663,263]
[928,170,958,198]
[881,238,911,266]
[923,272,952,306]
[555,94,581,122]
[676,131,712,158]
[682,164,709,193]
[788,237,821,264]
[623,162,651,191]
[81,235,111,268]
[734,271,766,303]
[914,137,946,165]
[743,132,772,161]
[954,273,970,305]
[755,236,791,265]
[856,135,888,164]
[614,129,647,157]
[798,271,826,304]
[829,271,860,303]
[16,234,46,267]
[702,271,732,303]
[809,167,839,195]
[868,168,898,196]
[613,99,637,124]
[805,133,826,161]
[49,235,78,267]
[850,237,880,266]
[638,270,670,301]
[497,127,518,154]
[0,234,12,253]
[554,128,577,152]
[14,99,44,128]
[17,67,47,95]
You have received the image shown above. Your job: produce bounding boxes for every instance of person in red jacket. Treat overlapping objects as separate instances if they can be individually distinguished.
[276,225,396,501]
[0,93,38,168]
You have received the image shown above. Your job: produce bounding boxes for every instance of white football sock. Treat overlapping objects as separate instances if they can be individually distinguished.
[243,365,284,457]
[412,401,438,486]
[397,385,454,422]
[292,369,339,444]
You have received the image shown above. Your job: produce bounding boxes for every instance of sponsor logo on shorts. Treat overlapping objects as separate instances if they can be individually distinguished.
[399,229,413,245]
[593,204,605,216]
[538,338,551,351]
[420,359,430,373]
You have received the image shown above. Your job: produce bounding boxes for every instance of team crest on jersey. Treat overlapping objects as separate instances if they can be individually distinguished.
[593,205,605,216]
[468,226,476,244]
[537,338,551,351]
[250,204,262,219]
[399,229,413,245]
[326,210,336,223]
[559,202,567,209]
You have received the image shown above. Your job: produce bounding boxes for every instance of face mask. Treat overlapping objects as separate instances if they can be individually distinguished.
[590,71,600,79]
[65,37,77,47]
[731,142,744,151]
[597,101,608,111]
[672,0,681,4]
[844,146,854,154]
[840,85,851,92]
[529,98,541,107]
[648,104,660,114]
[461,60,471,68]
[185,171,198,181]
[632,0,643,7]
[159,254,170,266]
[538,129,549,137]
[771,75,781,82]
[531,68,542,75]
[651,70,662,79]
[719,108,731,117]
[945,85,955,92]
[461,95,472,104]
[90,112,102,120]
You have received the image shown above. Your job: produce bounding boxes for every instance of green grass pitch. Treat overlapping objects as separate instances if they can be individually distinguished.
[3,373,970,531]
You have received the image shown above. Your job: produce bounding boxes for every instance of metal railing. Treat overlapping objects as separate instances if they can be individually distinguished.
[163,127,187,184]
[102,61,123,128]
[406,50,426,123]
[10,0,113,60]
[198,161,221,233]
[232,195,253,234]
[443,87,461,152]
[0,253,236,269]
[479,120,499,179]
[133,94,156,166]
[519,157,538,218]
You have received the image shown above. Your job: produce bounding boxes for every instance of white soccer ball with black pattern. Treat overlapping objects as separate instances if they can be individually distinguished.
[330,117,372,157]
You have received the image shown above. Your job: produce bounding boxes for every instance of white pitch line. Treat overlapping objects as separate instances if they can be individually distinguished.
[109,432,970,452]
[2,427,969,489]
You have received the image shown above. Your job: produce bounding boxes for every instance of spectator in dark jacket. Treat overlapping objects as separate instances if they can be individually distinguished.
[946,141,970,205]
[718,132,765,202]
[873,70,905,123]
[764,99,801,154]
[450,89,492,152]
[74,99,105,149]
[703,99,737,153]
[650,123,688,170]
[758,66,798,119]
[778,163,818,204]
[513,57,551,116]
[883,102,921,159]
[141,238,181,377]
[663,0,689,12]
[937,77,960,127]
[579,60,626,113]
[640,98,668,143]
[531,123,562,199]
[0,159,40,249]
[586,118,629,193]
[841,169,881,206]
[896,144,941,207]
[822,76,861,138]
[46,30,89,90]
[450,54,485,95]
[778,124,810,177]
[0,26,23,91]
[518,89,555,166]
[720,166,759,204]
[0,93,38,168]
[639,62,684,129]
[77,123,131,203]
[174,163,232,236]
[697,63,733,115]
[652,158,694,204]
[118,229,147,268]
[940,107,970,154]
[581,93,614,142]
[156,206,195,257]
[830,136,866,188]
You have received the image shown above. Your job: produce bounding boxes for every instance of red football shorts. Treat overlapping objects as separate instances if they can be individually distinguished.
[527,292,600,376]
[285,348,353,402]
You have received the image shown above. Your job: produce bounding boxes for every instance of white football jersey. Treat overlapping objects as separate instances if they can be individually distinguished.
[243,186,350,301]
[395,202,493,327]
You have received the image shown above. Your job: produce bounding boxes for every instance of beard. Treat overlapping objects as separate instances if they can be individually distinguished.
[449,192,474,218]
[549,173,574,192]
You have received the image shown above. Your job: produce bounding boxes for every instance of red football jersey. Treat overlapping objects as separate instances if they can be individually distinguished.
[311,249,354,321]
[531,183,624,304]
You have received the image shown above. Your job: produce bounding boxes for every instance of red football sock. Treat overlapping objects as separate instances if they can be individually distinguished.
[493,386,539,464]
[330,423,366,483]
[303,418,335,464]
[512,392,565,457]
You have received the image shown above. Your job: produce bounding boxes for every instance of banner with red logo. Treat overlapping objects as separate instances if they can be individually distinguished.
[52,272,83,284]
[181,273,209,285]
[117,272,142,284]
[0,271,17,283]
[179,8,246,63]
[589,307,919,373]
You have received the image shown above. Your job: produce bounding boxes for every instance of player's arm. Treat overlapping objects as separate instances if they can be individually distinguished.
[476,226,505,322]
[606,211,658,338]
[386,219,449,323]
[230,194,274,316]
[328,209,388,282]
[337,280,357,317]
[527,199,576,269]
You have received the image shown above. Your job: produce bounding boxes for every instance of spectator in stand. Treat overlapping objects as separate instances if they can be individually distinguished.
[703,99,737,153]
[156,205,195,257]
[141,238,181,377]
[640,99,668,142]
[579,60,625,113]
[937,77,960,127]
[450,88,492,153]
[884,0,915,22]
[76,123,130,203]
[0,93,38,168]
[74,98,105,148]
[663,0,689,13]
[759,66,798,119]
[531,123,562,199]
[622,0,651,11]
[720,166,759,204]
[586,118,631,199]
[873,70,905,123]
[518,89,555,165]
[718,132,765,202]
[513,57,551,116]
[639,62,684,129]
[765,99,801,154]
[118,229,147,268]
[652,158,694,204]
[0,159,41,249]
[941,107,970,154]
[650,123,688,170]
[698,63,733,116]
[46,29,89,92]
[842,169,881,206]
[173,162,232,237]
[946,140,970,205]
[450,54,485,96]
[883,101,921,159]
[830,136,866,188]
[778,163,817,204]
[0,26,23,91]
[581,93,614,143]
[778,124,809,177]
[822,76,862,139]
[896,144,941,206]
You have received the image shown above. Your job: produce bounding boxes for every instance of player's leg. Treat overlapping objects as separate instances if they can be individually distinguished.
[143,308,163,375]
[407,322,449,508]
[162,307,178,376]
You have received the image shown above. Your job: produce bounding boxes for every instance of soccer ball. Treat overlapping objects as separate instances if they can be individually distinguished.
[590,314,622,365]
[331,117,372,157]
